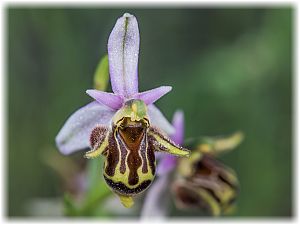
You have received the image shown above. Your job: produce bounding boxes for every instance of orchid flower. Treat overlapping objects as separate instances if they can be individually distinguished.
[141,111,243,218]
[55,13,190,208]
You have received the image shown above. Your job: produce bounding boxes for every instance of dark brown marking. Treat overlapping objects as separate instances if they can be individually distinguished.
[117,118,148,185]
[126,139,143,185]
[104,175,152,196]
[195,160,213,176]
[146,135,156,175]
[195,155,238,190]
[119,118,145,150]
[174,184,200,206]
[202,186,222,204]
[140,138,148,173]
[173,181,214,214]
[104,133,119,177]
[218,174,238,190]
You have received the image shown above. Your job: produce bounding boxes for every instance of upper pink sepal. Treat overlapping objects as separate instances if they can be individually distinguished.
[108,13,140,98]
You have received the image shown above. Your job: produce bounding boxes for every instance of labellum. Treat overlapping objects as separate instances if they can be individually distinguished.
[173,153,239,216]
[85,99,190,207]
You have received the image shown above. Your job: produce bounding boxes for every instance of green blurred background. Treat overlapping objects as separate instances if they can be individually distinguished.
[8,7,292,217]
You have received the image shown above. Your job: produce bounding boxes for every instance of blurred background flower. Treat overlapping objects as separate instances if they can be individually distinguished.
[8,7,292,217]
[141,110,242,219]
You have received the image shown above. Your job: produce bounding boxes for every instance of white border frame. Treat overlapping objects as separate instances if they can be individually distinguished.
[0,1,297,225]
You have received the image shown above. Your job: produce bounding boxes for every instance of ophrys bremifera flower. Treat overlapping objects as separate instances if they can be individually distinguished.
[55,13,190,208]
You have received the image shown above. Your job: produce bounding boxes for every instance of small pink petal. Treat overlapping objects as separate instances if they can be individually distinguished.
[137,86,172,105]
[86,90,123,110]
